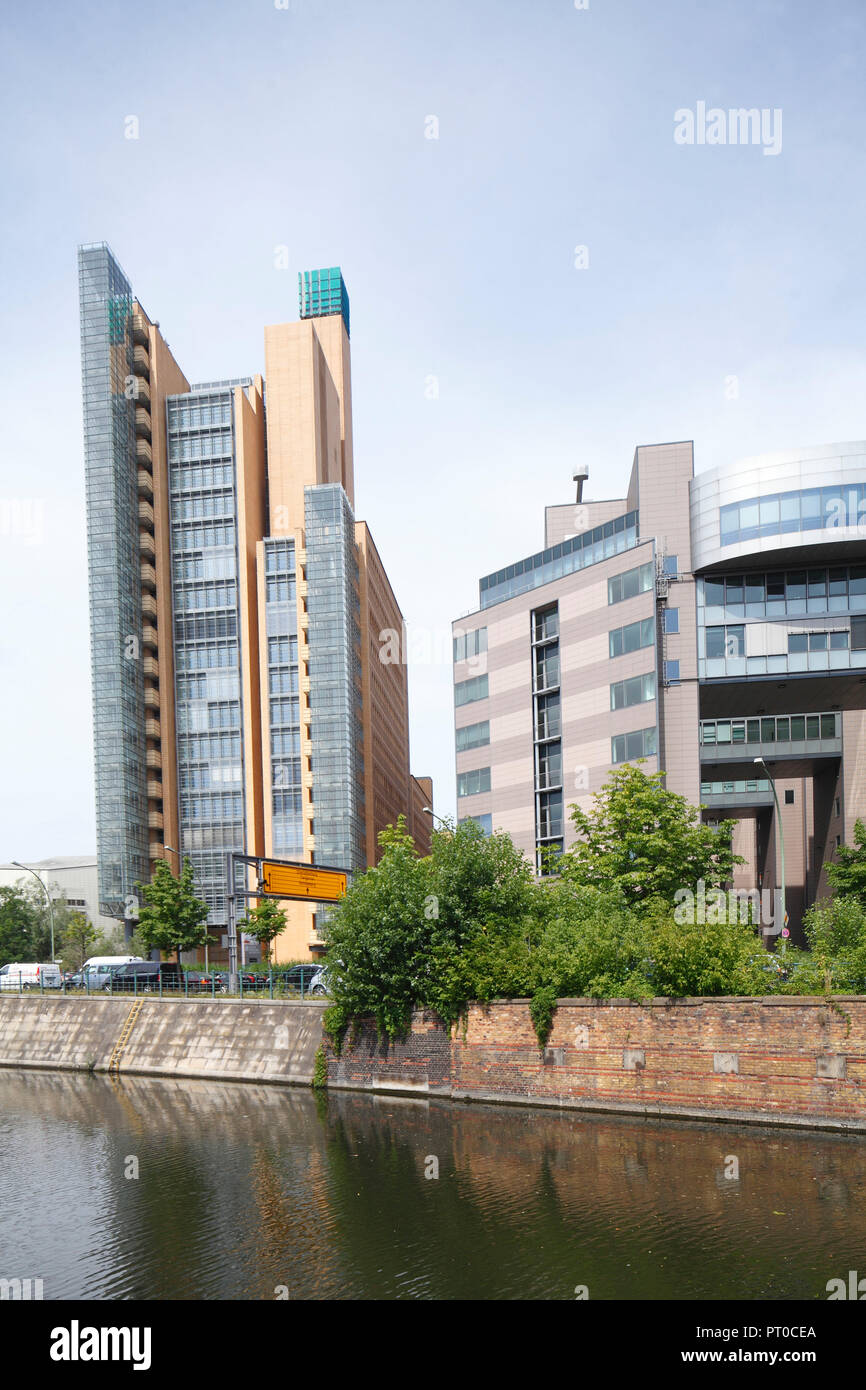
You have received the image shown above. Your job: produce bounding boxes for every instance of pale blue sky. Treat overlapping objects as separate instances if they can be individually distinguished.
[0,0,864,856]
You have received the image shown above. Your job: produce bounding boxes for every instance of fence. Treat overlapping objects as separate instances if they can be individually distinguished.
[0,970,326,1001]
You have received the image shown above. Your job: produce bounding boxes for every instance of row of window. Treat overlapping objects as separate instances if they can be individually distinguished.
[266,577,297,604]
[611,726,657,764]
[705,624,858,659]
[456,720,490,752]
[609,615,655,659]
[270,698,301,727]
[173,553,236,582]
[610,671,656,711]
[480,512,640,608]
[720,486,866,545]
[173,582,237,611]
[457,767,491,798]
[699,713,840,746]
[268,636,299,665]
[172,523,236,551]
[455,674,489,707]
[171,492,235,521]
[453,627,487,663]
[176,703,240,732]
[179,764,243,790]
[180,792,244,820]
[173,613,237,642]
[168,430,233,461]
[701,566,866,611]
[176,733,241,760]
[269,668,299,694]
[167,401,232,430]
[265,541,296,574]
[608,561,655,606]
[170,463,233,491]
[176,673,240,701]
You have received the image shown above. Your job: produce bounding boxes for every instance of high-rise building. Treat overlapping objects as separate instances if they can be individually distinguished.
[452,440,866,938]
[79,244,431,961]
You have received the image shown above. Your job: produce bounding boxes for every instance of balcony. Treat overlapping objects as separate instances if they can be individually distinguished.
[138,498,154,527]
[132,314,149,347]
[139,530,155,560]
[142,625,158,649]
[136,436,152,467]
[148,810,164,831]
[147,779,163,800]
[133,345,150,378]
[141,592,157,620]
[144,686,160,709]
[146,749,162,771]
[148,839,164,859]
[143,655,159,680]
[137,469,153,499]
[134,377,150,409]
[140,561,156,592]
[135,408,151,440]
[145,716,160,739]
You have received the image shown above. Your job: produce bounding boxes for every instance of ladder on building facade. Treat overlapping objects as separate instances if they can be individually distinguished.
[107,999,145,1074]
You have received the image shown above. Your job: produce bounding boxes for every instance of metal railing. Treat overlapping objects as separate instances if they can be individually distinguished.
[0,969,327,1001]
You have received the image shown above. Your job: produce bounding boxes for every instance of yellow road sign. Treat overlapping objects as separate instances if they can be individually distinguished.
[259,861,347,902]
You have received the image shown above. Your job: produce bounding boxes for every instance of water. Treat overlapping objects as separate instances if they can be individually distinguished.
[1,1068,865,1301]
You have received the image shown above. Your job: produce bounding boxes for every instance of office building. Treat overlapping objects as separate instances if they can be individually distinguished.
[79,244,431,961]
[453,440,866,937]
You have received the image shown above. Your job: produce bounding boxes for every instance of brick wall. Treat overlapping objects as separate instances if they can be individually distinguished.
[325,997,866,1131]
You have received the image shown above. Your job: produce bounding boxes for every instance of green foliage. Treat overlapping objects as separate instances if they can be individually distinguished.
[825,819,866,906]
[0,887,39,966]
[643,903,769,998]
[237,897,287,964]
[59,912,99,973]
[533,883,653,999]
[561,763,742,903]
[312,1045,328,1089]
[797,896,866,993]
[134,858,210,963]
[529,986,558,1048]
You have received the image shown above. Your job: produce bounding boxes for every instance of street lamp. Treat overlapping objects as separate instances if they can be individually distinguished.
[422,806,450,830]
[12,862,55,962]
[754,757,787,951]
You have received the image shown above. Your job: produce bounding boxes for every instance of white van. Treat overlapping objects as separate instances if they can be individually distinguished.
[0,963,62,991]
[81,955,143,990]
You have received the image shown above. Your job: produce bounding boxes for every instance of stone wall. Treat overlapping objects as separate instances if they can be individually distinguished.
[0,996,325,1085]
[326,997,866,1132]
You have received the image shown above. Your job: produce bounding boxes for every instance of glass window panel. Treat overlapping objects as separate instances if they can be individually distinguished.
[809,632,827,651]
[787,571,807,600]
[830,631,849,649]
[776,718,789,741]
[745,575,765,604]
[761,718,776,742]
[790,716,805,741]
[726,575,744,604]
[808,570,827,598]
[806,715,820,739]
[788,632,808,653]
[706,627,726,659]
[704,577,725,606]
[746,719,760,742]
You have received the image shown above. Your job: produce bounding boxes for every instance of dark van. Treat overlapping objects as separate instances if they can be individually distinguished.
[107,961,184,993]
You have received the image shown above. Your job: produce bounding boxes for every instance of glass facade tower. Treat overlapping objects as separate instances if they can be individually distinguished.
[167,385,247,928]
[79,244,149,918]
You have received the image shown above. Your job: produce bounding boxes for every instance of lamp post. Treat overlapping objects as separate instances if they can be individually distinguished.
[422,806,450,831]
[754,758,787,951]
[12,862,55,962]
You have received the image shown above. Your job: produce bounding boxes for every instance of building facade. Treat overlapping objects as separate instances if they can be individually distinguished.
[79,244,431,961]
[453,440,866,938]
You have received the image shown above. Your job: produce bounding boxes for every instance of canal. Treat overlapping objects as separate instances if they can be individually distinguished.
[1,1069,865,1300]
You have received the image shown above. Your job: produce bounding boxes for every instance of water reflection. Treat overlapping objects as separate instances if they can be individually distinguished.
[0,1070,864,1300]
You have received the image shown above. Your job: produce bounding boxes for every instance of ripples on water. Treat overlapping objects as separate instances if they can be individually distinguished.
[1,1070,865,1300]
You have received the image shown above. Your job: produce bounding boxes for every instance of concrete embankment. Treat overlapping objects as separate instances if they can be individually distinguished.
[0,996,325,1085]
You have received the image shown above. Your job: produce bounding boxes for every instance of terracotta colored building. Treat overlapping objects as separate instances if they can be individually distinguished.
[79,247,431,961]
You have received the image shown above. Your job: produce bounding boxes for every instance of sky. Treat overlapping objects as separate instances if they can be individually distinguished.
[0,0,864,858]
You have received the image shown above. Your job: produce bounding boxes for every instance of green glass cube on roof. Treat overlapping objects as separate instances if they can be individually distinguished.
[298,267,350,336]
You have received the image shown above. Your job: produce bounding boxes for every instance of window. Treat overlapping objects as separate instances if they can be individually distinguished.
[608,561,654,605]
[532,606,558,642]
[784,789,794,805]
[537,790,563,839]
[609,616,655,658]
[663,608,679,634]
[706,625,745,659]
[535,692,560,740]
[457,767,491,798]
[536,741,562,789]
[533,646,560,691]
[664,660,680,684]
[610,672,656,710]
[453,627,488,663]
[611,726,657,764]
[852,616,866,649]
[459,813,492,835]
[456,721,490,752]
[663,555,678,577]
[455,674,489,707]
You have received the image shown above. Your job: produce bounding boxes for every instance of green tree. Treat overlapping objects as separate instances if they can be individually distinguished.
[323,817,431,1040]
[237,897,287,965]
[561,762,741,905]
[134,858,210,964]
[60,912,99,973]
[825,819,866,906]
[0,887,39,966]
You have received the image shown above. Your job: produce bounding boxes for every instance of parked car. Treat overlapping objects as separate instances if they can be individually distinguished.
[81,955,143,991]
[278,964,326,995]
[105,961,184,993]
[0,962,62,991]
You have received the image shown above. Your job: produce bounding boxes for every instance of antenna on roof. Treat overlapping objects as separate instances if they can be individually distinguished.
[573,464,589,504]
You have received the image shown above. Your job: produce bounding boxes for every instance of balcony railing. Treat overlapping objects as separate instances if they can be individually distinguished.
[135,407,151,440]
[139,531,155,560]
[133,344,150,378]
[142,625,158,649]
[136,436,153,467]
[145,716,160,739]
[137,468,153,498]
[140,562,157,591]
[141,593,157,619]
